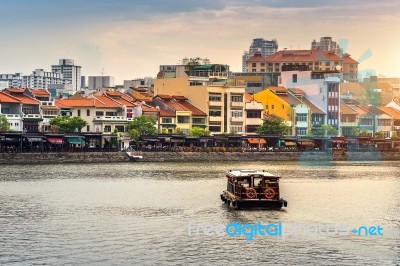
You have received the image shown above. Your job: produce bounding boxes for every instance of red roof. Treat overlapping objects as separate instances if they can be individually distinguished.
[155,95,206,116]
[4,88,24,93]
[156,94,173,99]
[379,106,400,120]
[159,108,175,117]
[30,89,50,96]
[301,97,325,114]
[12,94,40,105]
[268,86,287,93]
[0,91,21,103]
[343,53,358,64]
[56,97,120,108]
[340,103,358,115]
[289,88,305,96]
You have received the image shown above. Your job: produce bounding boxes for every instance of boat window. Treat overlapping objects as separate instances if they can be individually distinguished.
[253,177,263,187]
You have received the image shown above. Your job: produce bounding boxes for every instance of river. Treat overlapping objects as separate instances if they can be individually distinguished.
[0,161,399,265]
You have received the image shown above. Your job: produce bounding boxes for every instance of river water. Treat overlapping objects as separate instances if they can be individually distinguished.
[0,161,399,265]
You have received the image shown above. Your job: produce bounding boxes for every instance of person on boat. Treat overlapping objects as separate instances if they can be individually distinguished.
[243,179,249,189]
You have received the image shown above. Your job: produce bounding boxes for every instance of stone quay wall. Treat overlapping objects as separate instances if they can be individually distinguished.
[0,151,399,164]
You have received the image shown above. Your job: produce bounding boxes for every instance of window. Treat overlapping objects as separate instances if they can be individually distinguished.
[86,125,90,132]
[252,63,256,67]
[209,110,221,117]
[282,105,285,109]
[296,113,307,122]
[230,126,242,133]
[106,112,117,116]
[231,95,243,102]
[177,116,190,124]
[87,109,90,116]
[77,109,81,117]
[192,118,205,124]
[231,110,243,117]
[104,125,111,132]
[115,126,125,132]
[247,111,261,118]
[209,93,221,102]
[96,111,104,116]
[162,118,172,123]
[292,74,297,83]
[271,105,274,110]
[325,61,331,66]
[261,63,265,67]
[296,127,307,136]
[209,126,221,132]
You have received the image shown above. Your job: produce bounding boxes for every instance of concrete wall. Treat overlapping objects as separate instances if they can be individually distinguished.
[1,151,399,164]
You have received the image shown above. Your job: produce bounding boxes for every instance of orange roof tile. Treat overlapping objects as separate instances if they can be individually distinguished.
[340,103,358,115]
[57,97,120,108]
[268,86,287,93]
[0,91,21,103]
[159,109,175,117]
[289,88,305,96]
[259,50,342,63]
[12,95,40,105]
[30,89,50,96]
[379,106,400,120]
[4,88,24,93]
[343,53,358,64]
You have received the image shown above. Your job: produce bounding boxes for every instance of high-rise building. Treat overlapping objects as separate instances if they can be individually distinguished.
[51,59,82,91]
[22,69,66,89]
[311,37,342,55]
[88,76,115,90]
[0,73,23,88]
[242,38,278,72]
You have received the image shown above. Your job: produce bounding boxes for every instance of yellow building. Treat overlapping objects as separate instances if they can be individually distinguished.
[254,86,292,122]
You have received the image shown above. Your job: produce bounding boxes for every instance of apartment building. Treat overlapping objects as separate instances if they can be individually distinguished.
[51,59,82,91]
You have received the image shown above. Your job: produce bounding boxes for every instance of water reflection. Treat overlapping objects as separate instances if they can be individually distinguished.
[0,161,398,265]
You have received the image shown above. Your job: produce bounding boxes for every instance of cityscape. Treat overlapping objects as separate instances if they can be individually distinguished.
[0,36,399,152]
[0,1,399,266]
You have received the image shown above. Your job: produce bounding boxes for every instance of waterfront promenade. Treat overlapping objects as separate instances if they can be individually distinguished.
[1,149,399,164]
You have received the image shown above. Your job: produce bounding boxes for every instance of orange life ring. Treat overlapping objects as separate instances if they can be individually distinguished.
[245,188,257,199]
[264,188,275,199]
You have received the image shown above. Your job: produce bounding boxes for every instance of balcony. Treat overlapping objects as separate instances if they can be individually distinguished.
[231,102,244,107]
[94,116,128,122]
[209,116,223,122]
[23,114,43,121]
[3,114,21,119]
[231,116,244,122]
[208,101,223,107]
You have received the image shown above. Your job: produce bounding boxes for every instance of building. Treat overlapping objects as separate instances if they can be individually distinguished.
[311,37,341,54]
[340,102,359,136]
[51,59,82,91]
[22,69,66,90]
[246,50,358,83]
[278,70,341,132]
[0,91,23,131]
[0,73,23,89]
[242,38,278,72]
[243,92,263,134]
[3,88,43,132]
[154,63,247,134]
[153,95,207,134]
[88,76,115,90]
[123,77,153,91]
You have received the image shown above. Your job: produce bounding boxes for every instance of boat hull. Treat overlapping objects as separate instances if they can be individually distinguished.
[220,193,287,210]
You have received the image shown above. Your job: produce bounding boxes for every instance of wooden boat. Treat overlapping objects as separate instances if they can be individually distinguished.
[220,170,287,210]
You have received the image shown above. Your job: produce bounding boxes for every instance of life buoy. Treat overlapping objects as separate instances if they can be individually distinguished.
[245,188,257,199]
[264,188,275,199]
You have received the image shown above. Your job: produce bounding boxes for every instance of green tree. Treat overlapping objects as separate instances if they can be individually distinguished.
[256,117,288,136]
[0,115,10,131]
[374,131,384,138]
[350,127,360,136]
[359,129,369,136]
[126,116,157,141]
[392,131,398,139]
[49,116,87,132]
[186,57,201,66]
[189,127,210,137]
[311,124,338,137]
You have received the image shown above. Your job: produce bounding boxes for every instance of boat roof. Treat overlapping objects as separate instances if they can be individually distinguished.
[227,170,279,178]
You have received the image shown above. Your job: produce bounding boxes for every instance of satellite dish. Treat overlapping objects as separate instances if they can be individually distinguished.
[335,65,342,71]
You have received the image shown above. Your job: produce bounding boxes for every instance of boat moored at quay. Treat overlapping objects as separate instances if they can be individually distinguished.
[220,170,288,210]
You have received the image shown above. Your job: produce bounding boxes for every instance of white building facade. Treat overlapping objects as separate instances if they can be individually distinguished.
[22,69,66,90]
[51,59,82,91]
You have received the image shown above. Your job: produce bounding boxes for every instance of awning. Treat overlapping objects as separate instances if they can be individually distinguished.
[297,141,315,147]
[27,137,44,142]
[66,137,85,145]
[284,141,296,146]
[47,137,63,144]
[247,138,266,144]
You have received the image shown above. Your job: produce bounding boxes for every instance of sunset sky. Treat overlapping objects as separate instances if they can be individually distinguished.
[1,0,399,84]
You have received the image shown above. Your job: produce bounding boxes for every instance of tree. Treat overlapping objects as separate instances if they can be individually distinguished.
[311,124,338,137]
[256,117,288,136]
[350,127,360,136]
[189,127,210,137]
[186,57,201,66]
[359,129,369,136]
[126,116,157,139]
[0,115,10,131]
[49,116,87,132]
[392,131,398,139]
[374,131,384,138]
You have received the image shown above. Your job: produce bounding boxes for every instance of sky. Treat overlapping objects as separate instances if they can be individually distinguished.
[1,0,399,84]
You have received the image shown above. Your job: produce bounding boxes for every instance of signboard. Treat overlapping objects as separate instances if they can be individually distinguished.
[159,65,176,72]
